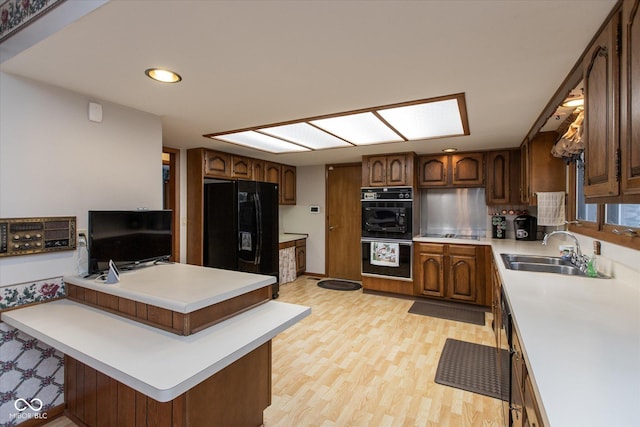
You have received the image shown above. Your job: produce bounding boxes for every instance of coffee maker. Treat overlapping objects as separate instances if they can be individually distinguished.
[514,215,537,241]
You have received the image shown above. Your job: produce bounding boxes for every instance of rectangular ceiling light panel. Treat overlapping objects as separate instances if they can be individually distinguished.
[214,131,310,153]
[378,98,465,140]
[310,112,404,145]
[260,123,353,150]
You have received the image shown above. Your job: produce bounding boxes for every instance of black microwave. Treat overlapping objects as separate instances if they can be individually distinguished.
[362,205,412,239]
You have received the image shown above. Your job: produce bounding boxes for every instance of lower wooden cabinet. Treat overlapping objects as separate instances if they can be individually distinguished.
[295,239,306,276]
[414,243,489,306]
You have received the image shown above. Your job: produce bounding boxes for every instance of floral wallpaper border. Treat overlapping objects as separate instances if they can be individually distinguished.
[0,277,64,310]
[0,277,65,426]
[0,0,66,42]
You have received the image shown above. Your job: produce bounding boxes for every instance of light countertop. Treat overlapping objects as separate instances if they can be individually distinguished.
[488,239,640,427]
[279,233,308,244]
[1,299,311,402]
[64,263,276,314]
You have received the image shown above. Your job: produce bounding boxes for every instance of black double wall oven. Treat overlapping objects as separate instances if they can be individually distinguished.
[361,187,413,281]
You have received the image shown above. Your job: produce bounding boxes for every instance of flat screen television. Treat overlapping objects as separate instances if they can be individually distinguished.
[88,210,172,275]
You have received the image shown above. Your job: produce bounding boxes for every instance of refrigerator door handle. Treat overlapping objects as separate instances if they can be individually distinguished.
[254,193,262,265]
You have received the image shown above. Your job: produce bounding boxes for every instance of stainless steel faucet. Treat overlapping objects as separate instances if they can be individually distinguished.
[542,230,582,257]
[542,230,588,271]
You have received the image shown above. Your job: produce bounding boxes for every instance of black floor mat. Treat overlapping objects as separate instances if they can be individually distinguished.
[435,338,509,401]
[317,279,362,291]
[408,300,486,325]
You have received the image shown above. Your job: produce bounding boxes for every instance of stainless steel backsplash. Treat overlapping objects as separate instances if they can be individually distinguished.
[420,188,487,236]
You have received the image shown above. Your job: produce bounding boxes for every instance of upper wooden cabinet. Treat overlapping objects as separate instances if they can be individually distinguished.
[362,153,415,187]
[520,132,566,205]
[264,162,281,184]
[418,152,484,188]
[486,149,521,205]
[581,0,640,203]
[451,153,484,186]
[583,12,621,200]
[418,155,448,186]
[621,0,640,201]
[205,150,231,178]
[231,155,253,179]
[280,164,297,205]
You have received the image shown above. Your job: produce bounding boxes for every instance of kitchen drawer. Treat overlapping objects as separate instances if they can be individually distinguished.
[416,243,445,254]
[448,244,477,256]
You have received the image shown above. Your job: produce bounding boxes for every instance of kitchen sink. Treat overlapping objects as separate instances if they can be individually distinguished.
[500,253,609,278]
[505,262,584,275]
[501,254,573,266]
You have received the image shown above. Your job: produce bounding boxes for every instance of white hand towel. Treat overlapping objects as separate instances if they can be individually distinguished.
[537,192,566,226]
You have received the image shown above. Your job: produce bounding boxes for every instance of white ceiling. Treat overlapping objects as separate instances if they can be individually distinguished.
[0,0,617,166]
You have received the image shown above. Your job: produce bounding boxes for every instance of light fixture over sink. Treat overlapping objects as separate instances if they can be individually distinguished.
[204,93,470,154]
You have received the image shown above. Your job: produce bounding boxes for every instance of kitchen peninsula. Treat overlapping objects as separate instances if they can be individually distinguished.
[1,263,311,426]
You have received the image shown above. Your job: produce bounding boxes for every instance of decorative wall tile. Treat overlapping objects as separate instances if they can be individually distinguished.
[0,277,65,426]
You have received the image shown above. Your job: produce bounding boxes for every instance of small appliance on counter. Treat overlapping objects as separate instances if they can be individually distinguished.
[492,215,506,239]
[514,214,537,241]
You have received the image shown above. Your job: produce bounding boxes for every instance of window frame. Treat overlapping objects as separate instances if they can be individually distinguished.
[568,164,640,251]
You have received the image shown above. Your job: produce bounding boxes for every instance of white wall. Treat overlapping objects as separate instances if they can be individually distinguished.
[0,73,163,285]
[279,165,326,275]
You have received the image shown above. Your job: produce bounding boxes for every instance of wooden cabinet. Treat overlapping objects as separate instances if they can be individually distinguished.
[295,239,306,276]
[418,152,484,187]
[362,152,415,187]
[621,0,640,201]
[265,162,280,184]
[280,164,297,205]
[414,243,489,306]
[231,155,253,179]
[448,244,478,302]
[415,243,446,298]
[486,149,521,205]
[252,159,265,181]
[205,150,231,178]
[451,152,484,186]
[580,0,640,203]
[418,155,448,186]
[519,132,566,205]
[583,13,621,200]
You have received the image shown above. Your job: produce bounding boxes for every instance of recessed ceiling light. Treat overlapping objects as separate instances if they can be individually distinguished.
[442,148,458,153]
[213,131,310,154]
[378,98,465,139]
[145,68,182,83]
[310,112,404,145]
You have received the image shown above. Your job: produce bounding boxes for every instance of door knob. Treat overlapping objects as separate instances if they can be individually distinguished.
[329,226,335,231]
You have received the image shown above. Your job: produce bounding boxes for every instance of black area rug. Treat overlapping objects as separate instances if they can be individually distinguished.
[317,279,362,291]
[408,300,486,325]
[435,338,509,401]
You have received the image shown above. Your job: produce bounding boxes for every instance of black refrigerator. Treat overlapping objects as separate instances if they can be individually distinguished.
[203,180,280,298]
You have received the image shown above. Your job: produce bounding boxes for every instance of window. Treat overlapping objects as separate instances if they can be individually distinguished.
[570,157,640,250]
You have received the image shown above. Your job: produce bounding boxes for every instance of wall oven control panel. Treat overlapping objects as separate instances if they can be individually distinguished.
[0,216,76,257]
[361,187,412,201]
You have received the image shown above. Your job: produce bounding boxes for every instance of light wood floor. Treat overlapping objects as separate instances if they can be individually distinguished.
[45,276,503,427]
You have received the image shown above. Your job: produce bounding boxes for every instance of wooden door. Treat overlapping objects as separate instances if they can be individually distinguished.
[448,253,477,302]
[621,0,640,199]
[583,14,620,199]
[451,153,484,186]
[486,151,510,204]
[326,163,362,281]
[418,155,448,187]
[415,244,445,297]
